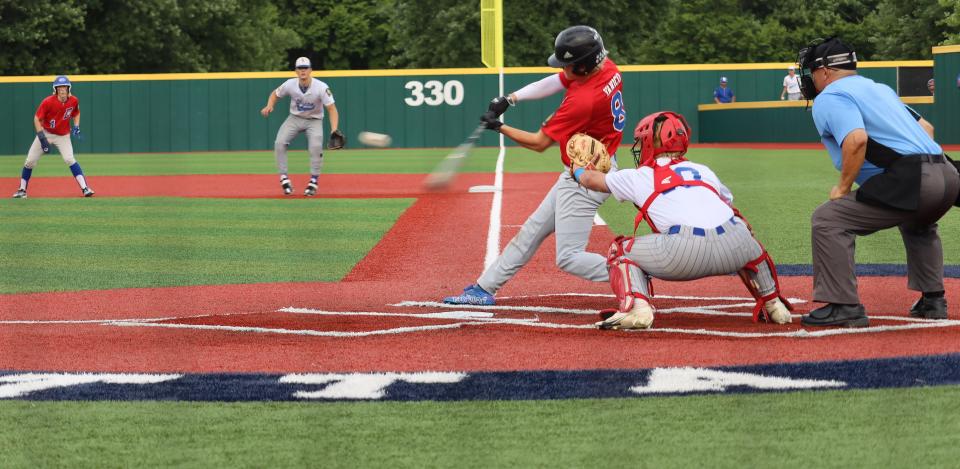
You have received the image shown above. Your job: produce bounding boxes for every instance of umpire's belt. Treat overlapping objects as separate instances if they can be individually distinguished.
[667,216,738,237]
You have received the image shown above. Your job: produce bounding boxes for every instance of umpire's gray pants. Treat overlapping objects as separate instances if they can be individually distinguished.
[478,162,616,294]
[275,115,325,176]
[811,159,959,304]
[623,217,776,297]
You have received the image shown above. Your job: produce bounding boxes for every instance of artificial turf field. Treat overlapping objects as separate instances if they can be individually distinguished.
[2,146,959,467]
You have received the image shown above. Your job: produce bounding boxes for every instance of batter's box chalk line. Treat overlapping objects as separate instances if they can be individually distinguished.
[2,294,957,339]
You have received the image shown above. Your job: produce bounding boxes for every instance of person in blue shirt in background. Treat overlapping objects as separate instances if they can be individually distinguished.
[713,76,735,103]
[796,37,960,327]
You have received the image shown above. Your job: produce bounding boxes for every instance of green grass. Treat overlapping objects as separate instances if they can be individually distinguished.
[2,385,959,468]
[0,148,504,176]
[0,198,412,293]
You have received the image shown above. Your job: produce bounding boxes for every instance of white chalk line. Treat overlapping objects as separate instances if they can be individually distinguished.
[3,293,958,339]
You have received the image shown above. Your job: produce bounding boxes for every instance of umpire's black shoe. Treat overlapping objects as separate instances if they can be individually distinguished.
[801,303,869,328]
[909,296,948,320]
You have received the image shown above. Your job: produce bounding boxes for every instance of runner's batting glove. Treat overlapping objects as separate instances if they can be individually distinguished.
[480,111,503,132]
[36,131,50,153]
[71,125,84,142]
[487,95,514,118]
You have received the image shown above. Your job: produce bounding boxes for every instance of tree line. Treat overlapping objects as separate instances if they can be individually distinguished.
[2,0,959,75]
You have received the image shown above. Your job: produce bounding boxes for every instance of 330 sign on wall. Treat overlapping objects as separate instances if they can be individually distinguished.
[404,80,464,106]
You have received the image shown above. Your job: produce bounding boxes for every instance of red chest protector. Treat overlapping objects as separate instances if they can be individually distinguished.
[632,162,723,236]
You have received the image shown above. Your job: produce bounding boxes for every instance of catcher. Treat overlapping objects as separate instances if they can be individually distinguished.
[260,56,344,197]
[570,111,792,329]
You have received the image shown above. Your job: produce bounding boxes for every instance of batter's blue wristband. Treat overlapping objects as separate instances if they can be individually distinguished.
[573,167,585,182]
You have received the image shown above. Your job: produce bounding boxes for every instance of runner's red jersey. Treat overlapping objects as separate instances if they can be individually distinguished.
[36,95,80,136]
[542,59,625,167]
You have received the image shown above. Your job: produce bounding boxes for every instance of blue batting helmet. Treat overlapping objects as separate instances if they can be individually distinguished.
[52,75,72,92]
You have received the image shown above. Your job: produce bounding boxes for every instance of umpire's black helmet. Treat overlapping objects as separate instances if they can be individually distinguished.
[547,25,607,75]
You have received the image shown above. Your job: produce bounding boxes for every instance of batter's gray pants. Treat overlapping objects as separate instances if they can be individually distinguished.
[478,162,617,294]
[275,115,325,175]
[811,159,959,304]
[623,217,777,297]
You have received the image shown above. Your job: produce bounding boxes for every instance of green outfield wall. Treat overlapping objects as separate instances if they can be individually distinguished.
[932,45,960,145]
[0,60,948,155]
[698,98,936,143]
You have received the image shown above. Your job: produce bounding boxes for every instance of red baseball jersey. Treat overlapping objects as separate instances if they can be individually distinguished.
[36,95,80,136]
[542,59,625,166]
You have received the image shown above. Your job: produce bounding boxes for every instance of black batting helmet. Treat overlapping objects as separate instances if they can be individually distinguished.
[547,25,607,75]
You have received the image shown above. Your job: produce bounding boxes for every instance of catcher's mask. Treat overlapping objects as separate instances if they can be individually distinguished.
[797,36,857,100]
[631,111,690,168]
[547,25,607,76]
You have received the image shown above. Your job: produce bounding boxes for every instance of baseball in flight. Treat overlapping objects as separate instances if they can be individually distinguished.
[357,131,392,147]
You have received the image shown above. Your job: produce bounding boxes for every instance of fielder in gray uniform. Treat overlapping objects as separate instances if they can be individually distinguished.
[572,111,792,329]
[795,37,959,326]
[260,57,343,196]
[443,26,623,306]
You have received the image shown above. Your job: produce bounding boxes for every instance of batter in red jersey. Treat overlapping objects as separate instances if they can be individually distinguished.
[444,25,625,305]
[12,75,93,198]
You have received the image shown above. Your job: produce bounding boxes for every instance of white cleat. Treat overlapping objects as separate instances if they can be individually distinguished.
[764,298,792,324]
[12,189,27,199]
[597,299,655,330]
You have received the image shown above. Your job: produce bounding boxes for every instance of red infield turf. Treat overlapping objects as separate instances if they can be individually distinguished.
[2,172,959,373]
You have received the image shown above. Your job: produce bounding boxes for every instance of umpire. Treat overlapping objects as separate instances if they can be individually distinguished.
[796,37,960,327]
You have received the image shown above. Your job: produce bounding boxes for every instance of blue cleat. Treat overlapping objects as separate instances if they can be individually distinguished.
[443,284,495,305]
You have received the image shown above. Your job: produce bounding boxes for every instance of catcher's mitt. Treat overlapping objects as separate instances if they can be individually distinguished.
[567,133,611,174]
[328,129,346,149]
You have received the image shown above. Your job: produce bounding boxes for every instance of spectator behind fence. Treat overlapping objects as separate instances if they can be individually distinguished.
[928,78,935,96]
[782,66,802,100]
[713,76,735,103]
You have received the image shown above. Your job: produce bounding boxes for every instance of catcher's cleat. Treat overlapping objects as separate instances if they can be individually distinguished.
[12,189,27,199]
[597,298,654,330]
[81,187,95,197]
[281,178,293,196]
[304,182,318,197]
[763,298,793,324]
[443,284,495,306]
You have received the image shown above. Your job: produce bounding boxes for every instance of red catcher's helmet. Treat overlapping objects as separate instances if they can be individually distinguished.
[631,111,691,167]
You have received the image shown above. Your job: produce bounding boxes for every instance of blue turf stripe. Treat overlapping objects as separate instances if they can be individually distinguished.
[3,353,960,402]
[777,264,960,278]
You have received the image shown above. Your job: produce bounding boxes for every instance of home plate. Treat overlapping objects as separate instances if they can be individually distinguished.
[468,185,499,193]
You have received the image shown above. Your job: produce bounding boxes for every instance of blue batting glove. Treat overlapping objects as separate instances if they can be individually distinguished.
[71,125,84,142]
[36,131,50,153]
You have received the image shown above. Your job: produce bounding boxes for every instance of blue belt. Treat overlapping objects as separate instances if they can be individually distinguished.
[667,217,737,237]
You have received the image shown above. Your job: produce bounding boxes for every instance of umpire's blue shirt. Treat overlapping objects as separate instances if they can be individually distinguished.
[812,74,942,186]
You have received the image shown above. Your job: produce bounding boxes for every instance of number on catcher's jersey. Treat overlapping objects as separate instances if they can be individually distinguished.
[675,167,702,181]
[610,90,625,132]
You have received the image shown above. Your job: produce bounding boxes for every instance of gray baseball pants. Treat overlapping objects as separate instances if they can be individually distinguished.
[621,217,777,297]
[275,115,325,175]
[811,159,959,304]
[477,161,618,294]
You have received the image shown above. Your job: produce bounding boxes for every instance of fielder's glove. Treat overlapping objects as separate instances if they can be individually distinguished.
[36,131,50,153]
[487,95,514,118]
[567,133,611,179]
[71,125,84,142]
[328,129,345,149]
[480,111,503,132]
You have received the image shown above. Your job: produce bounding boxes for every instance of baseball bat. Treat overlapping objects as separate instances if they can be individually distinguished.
[423,123,486,190]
